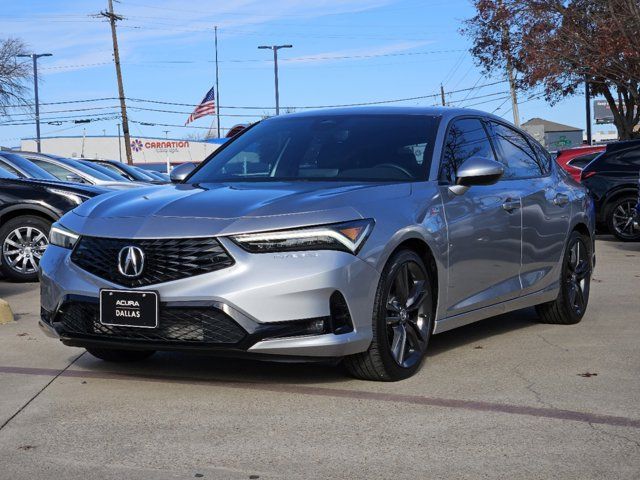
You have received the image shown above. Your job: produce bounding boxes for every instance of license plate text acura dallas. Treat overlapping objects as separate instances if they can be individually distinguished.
[39,107,595,381]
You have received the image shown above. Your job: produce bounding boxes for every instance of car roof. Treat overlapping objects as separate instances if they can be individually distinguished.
[269,106,509,124]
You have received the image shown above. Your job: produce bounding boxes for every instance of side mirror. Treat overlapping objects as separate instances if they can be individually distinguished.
[65,173,85,184]
[169,162,196,183]
[449,157,504,195]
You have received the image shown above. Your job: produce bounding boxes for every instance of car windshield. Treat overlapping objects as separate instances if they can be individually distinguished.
[188,114,440,183]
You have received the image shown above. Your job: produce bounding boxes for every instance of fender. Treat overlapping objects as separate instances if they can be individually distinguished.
[0,202,61,225]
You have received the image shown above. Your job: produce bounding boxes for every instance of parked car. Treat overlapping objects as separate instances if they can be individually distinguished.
[76,159,131,181]
[39,107,595,381]
[11,151,142,190]
[0,169,109,282]
[137,167,170,182]
[580,140,640,241]
[0,152,60,181]
[87,159,168,184]
[555,145,606,182]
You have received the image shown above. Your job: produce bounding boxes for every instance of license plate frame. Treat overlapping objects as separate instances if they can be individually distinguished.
[99,289,159,329]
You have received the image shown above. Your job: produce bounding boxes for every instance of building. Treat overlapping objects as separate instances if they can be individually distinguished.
[20,135,225,168]
[521,118,584,151]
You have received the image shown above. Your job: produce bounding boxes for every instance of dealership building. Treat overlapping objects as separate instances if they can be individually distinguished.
[19,135,225,169]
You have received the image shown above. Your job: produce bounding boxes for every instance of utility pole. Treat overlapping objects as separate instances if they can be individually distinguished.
[100,0,133,164]
[585,76,592,145]
[506,61,520,127]
[440,84,446,106]
[117,123,122,162]
[258,44,293,115]
[17,53,52,153]
[214,26,221,138]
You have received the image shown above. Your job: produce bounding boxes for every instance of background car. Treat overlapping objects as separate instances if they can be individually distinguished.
[581,140,640,241]
[11,151,142,190]
[555,145,606,182]
[0,151,60,181]
[88,159,169,184]
[0,168,109,282]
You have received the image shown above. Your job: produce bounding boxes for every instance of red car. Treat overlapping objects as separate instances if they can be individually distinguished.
[555,145,606,182]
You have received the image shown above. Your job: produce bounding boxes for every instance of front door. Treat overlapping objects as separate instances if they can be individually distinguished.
[439,117,523,317]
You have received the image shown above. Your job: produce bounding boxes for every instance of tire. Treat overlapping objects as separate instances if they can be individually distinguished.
[606,195,640,241]
[86,348,156,362]
[0,215,51,282]
[536,230,592,325]
[344,250,434,381]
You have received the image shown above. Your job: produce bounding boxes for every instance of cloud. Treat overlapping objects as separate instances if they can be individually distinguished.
[283,40,435,65]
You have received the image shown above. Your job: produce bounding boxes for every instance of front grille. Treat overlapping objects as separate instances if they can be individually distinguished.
[71,236,234,287]
[56,302,247,344]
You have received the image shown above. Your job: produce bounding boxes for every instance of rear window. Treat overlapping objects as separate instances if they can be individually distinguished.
[568,153,600,169]
[189,114,441,183]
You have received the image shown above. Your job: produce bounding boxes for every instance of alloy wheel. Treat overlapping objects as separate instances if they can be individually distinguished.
[565,237,590,317]
[385,261,430,368]
[611,200,640,239]
[2,226,48,275]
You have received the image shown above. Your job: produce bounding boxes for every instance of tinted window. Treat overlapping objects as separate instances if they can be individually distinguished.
[189,115,440,183]
[439,118,495,183]
[568,153,600,169]
[30,158,83,182]
[0,160,23,177]
[0,162,18,178]
[530,140,552,175]
[490,122,548,179]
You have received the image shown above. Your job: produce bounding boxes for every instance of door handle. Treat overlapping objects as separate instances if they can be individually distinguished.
[502,198,522,212]
[553,193,569,207]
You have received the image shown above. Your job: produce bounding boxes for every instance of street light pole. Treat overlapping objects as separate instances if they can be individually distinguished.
[163,130,170,174]
[258,45,292,115]
[17,53,52,153]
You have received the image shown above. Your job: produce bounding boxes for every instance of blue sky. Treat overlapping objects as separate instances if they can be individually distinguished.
[0,0,605,144]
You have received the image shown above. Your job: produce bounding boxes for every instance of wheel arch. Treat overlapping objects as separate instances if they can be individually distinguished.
[602,186,638,214]
[0,205,59,228]
[376,232,442,321]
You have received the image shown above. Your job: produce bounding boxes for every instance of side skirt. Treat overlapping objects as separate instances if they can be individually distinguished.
[432,283,559,334]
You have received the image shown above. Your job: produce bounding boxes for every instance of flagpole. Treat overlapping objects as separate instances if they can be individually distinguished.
[214,26,221,138]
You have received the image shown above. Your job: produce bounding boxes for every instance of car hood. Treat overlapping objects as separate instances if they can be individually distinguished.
[64,181,411,238]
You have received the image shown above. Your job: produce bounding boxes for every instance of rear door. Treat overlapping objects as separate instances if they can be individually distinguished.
[439,117,523,317]
[488,122,570,295]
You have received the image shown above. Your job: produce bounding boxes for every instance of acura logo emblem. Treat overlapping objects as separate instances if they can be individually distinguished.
[118,246,145,278]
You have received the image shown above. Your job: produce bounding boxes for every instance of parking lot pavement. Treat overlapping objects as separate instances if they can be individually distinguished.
[0,237,638,479]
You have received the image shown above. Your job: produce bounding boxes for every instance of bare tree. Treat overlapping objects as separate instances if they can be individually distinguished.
[0,38,32,116]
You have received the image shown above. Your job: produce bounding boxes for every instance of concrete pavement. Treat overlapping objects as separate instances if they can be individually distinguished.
[0,236,638,479]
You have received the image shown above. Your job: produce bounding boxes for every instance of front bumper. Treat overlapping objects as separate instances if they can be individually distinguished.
[39,239,378,358]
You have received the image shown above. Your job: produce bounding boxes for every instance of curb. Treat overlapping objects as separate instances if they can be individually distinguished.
[0,298,14,324]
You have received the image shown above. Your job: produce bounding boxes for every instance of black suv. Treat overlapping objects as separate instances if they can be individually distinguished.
[0,169,108,281]
[581,140,640,241]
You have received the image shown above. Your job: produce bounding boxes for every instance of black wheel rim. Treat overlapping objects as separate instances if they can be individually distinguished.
[385,261,430,368]
[2,226,48,275]
[565,237,590,317]
[612,200,640,239]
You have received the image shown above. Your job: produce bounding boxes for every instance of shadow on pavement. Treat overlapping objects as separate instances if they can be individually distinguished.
[72,307,540,386]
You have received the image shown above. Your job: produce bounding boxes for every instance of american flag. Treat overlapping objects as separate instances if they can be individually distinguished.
[185,87,216,125]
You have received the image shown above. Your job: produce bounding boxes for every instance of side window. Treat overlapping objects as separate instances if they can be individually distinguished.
[30,159,78,181]
[440,118,495,183]
[0,160,23,178]
[489,122,547,179]
[530,140,552,175]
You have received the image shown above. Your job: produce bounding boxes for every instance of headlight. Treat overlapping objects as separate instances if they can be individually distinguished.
[46,188,91,205]
[231,219,374,254]
[49,223,80,249]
